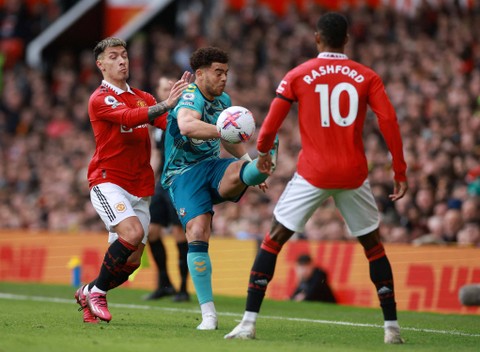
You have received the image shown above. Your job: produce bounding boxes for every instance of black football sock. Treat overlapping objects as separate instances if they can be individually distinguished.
[94,238,137,292]
[365,243,397,321]
[177,241,189,292]
[245,233,283,313]
[149,238,172,288]
[107,262,140,290]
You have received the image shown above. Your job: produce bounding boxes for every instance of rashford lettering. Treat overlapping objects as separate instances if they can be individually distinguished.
[303,65,365,84]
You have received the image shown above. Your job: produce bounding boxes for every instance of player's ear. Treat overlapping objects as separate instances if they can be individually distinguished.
[96,59,104,71]
[314,32,321,45]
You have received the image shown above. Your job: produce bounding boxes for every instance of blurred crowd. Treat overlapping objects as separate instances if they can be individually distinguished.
[0,0,479,247]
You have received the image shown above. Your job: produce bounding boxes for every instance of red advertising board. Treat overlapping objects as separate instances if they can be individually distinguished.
[0,231,478,315]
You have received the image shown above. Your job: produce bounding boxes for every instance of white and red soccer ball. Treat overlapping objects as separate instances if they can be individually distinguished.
[216,106,256,144]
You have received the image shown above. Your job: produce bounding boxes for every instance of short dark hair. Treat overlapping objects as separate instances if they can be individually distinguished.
[316,12,348,49]
[190,47,228,71]
[93,37,127,60]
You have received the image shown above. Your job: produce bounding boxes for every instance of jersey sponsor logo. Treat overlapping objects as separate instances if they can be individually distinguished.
[104,95,124,108]
[180,101,194,106]
[303,65,365,84]
[114,202,127,213]
[182,93,195,100]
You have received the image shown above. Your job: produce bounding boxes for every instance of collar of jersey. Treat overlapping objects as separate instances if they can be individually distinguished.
[101,80,134,95]
[317,52,348,60]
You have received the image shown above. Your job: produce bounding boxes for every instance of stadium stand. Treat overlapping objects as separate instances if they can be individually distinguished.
[0,0,479,247]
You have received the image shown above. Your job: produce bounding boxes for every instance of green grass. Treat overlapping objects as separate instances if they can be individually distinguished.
[0,282,478,352]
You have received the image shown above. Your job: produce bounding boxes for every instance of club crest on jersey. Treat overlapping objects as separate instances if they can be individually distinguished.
[136,100,147,107]
[178,208,186,217]
[114,202,127,213]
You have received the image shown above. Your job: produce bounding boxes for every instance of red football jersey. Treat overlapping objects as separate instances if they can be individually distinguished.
[87,81,167,197]
[258,52,407,189]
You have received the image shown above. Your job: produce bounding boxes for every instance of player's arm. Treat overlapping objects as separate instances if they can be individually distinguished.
[368,75,408,201]
[177,107,220,140]
[256,96,291,174]
[148,71,192,125]
[91,72,191,129]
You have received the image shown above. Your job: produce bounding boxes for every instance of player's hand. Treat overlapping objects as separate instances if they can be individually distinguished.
[165,71,194,109]
[256,154,273,175]
[256,181,268,193]
[389,180,408,201]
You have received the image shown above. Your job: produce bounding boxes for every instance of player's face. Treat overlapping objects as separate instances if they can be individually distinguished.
[97,46,129,85]
[203,63,228,98]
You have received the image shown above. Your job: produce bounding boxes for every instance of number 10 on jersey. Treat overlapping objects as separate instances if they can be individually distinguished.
[316,82,358,127]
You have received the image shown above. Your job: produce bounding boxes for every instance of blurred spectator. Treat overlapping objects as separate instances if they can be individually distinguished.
[457,221,480,247]
[412,215,446,246]
[1,1,479,245]
[461,197,480,223]
[290,254,336,303]
[442,208,463,243]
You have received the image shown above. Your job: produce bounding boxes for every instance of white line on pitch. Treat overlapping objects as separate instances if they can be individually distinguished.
[1,292,479,338]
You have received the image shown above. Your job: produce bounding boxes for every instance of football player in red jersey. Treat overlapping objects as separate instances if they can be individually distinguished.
[74,37,192,323]
[225,13,407,344]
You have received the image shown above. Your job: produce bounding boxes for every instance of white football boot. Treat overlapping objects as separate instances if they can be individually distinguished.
[224,321,256,339]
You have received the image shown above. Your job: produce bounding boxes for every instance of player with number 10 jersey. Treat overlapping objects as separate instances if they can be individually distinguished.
[258,52,406,188]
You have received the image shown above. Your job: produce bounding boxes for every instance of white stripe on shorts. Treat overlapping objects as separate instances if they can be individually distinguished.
[273,173,379,237]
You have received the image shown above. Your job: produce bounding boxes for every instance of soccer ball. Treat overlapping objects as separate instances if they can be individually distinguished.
[216,106,256,144]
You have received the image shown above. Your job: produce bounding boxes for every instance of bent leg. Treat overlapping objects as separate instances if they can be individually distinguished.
[91,216,143,292]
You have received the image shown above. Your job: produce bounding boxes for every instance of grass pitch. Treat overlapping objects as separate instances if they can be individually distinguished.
[0,282,478,352]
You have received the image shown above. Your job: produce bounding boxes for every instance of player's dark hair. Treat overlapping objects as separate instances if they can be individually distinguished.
[93,37,127,60]
[190,47,229,71]
[316,12,348,49]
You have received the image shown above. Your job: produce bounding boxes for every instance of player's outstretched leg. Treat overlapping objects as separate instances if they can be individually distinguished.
[240,135,279,186]
[269,134,279,173]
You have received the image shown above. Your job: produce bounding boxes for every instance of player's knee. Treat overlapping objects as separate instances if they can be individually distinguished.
[186,221,210,242]
[121,224,145,246]
[357,228,381,250]
[269,224,295,246]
